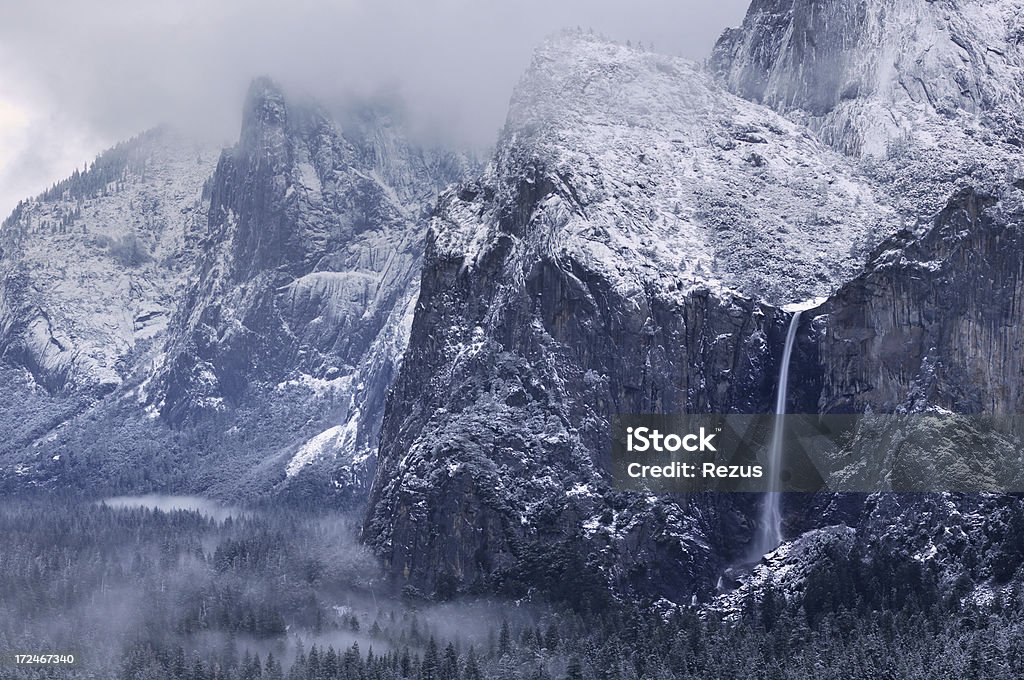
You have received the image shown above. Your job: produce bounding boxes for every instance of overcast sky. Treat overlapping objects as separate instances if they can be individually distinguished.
[0,0,749,219]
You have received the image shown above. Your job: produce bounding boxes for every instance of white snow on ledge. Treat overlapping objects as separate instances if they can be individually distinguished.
[286,425,345,477]
[782,296,828,313]
[286,408,363,478]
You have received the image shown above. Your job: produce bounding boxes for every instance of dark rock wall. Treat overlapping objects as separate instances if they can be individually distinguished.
[363,152,815,601]
[812,187,1024,415]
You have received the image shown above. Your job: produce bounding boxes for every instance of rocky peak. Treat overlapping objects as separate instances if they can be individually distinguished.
[239,76,289,152]
[360,22,1024,605]
[444,30,893,305]
[712,0,1024,156]
[363,32,899,602]
[152,79,471,503]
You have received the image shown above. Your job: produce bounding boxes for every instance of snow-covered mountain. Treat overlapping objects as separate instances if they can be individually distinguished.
[490,33,895,303]
[0,127,217,394]
[712,0,1024,154]
[707,0,1024,419]
[0,80,471,499]
[363,4,1024,603]
[2,0,1024,613]
[361,31,893,601]
[712,0,1024,216]
[148,79,468,489]
[703,0,1024,612]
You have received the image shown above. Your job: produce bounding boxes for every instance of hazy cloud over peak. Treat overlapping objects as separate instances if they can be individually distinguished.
[0,0,749,217]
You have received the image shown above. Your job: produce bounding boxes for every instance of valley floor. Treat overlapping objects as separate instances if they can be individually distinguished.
[1,496,1023,679]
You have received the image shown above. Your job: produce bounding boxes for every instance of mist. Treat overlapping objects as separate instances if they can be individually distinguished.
[101,494,249,523]
[0,0,749,219]
[0,496,552,678]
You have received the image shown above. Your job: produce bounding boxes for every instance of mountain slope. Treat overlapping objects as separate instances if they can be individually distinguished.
[0,127,217,394]
[704,0,1024,611]
[711,0,1024,155]
[0,81,470,499]
[362,32,900,602]
[2,3,1022,614]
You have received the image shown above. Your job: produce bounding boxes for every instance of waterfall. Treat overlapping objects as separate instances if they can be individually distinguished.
[753,310,802,557]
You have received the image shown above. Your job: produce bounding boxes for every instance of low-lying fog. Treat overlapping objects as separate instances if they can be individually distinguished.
[100,494,247,522]
[0,495,551,679]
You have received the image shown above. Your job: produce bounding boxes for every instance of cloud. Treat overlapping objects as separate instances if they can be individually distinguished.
[0,0,750,218]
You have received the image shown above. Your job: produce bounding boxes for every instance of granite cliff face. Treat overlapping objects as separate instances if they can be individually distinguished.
[711,0,1024,157]
[806,185,1024,417]
[364,2,1024,603]
[712,0,1024,241]
[2,0,1023,611]
[716,0,1024,417]
[703,0,1024,609]
[362,33,899,602]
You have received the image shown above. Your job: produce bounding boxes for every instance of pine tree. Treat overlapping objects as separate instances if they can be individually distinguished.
[462,648,482,680]
[565,655,583,680]
[544,623,561,651]
[498,621,512,658]
[191,654,208,680]
[421,637,440,680]
[264,653,283,680]
[322,646,338,678]
[400,648,412,678]
[441,642,459,680]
